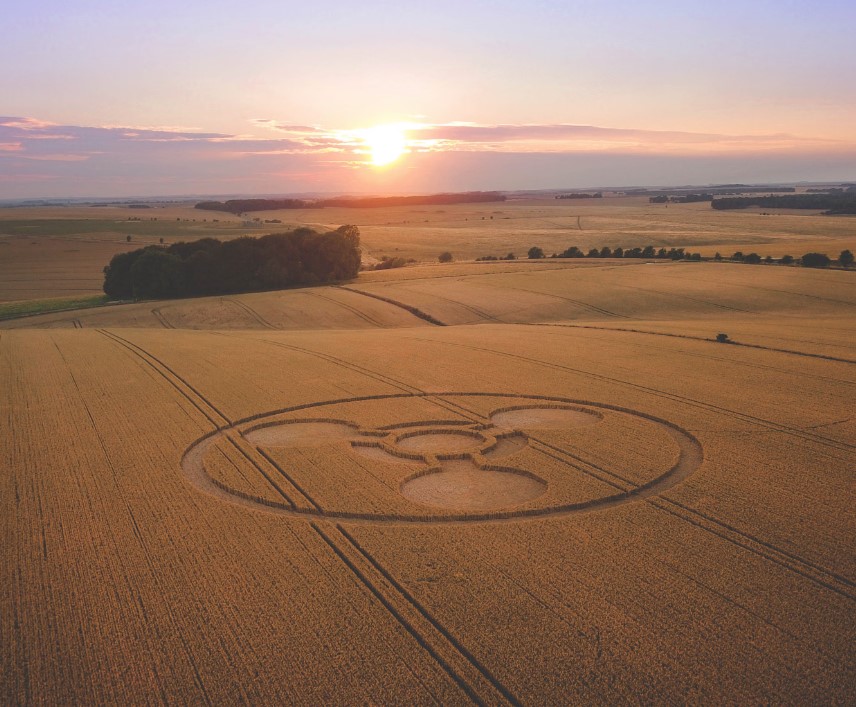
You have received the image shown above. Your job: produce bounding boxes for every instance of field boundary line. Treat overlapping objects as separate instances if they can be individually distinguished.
[609,281,758,315]
[336,286,447,325]
[98,329,227,428]
[98,330,305,506]
[487,282,631,319]
[219,333,423,395]
[408,337,853,455]
[313,522,520,705]
[533,323,856,365]
[398,284,505,323]
[303,289,386,327]
[223,297,278,329]
[222,432,298,509]
[658,270,856,308]
[51,336,216,705]
[338,524,522,705]
[649,498,855,600]
[151,307,174,329]
[432,392,855,599]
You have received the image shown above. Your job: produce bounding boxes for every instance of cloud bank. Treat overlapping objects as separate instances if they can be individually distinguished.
[1,116,852,198]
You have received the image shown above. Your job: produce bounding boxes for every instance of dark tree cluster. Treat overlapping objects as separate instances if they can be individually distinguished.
[103,226,361,300]
[319,192,505,208]
[195,198,317,214]
[649,194,713,204]
[365,255,415,271]
[555,192,602,199]
[711,192,856,214]
[195,192,506,214]
[476,253,517,261]
[549,245,701,260]
[729,250,854,268]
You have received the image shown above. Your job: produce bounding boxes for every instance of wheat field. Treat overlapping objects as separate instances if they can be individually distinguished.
[2,197,853,302]
[2,213,855,703]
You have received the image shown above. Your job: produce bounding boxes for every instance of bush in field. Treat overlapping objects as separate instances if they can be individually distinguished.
[744,253,762,264]
[780,254,794,265]
[438,251,453,263]
[527,246,545,259]
[103,225,362,300]
[840,249,854,268]
[370,256,412,271]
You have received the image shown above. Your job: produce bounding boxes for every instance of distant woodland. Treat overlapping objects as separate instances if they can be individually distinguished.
[103,226,361,299]
[195,192,506,214]
[711,190,856,214]
[195,198,318,214]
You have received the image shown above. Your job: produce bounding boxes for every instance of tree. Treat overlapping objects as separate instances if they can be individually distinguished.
[586,248,600,258]
[641,245,655,258]
[438,251,453,263]
[732,251,744,262]
[613,247,624,258]
[599,246,612,258]
[527,246,545,259]
[801,252,831,268]
[780,254,794,265]
[744,252,761,264]
[129,248,186,299]
[714,252,722,261]
[103,250,145,299]
[839,249,854,268]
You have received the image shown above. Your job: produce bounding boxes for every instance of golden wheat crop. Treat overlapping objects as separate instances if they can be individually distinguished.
[2,243,854,703]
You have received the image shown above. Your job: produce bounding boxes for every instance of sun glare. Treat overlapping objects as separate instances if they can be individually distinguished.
[365,124,407,166]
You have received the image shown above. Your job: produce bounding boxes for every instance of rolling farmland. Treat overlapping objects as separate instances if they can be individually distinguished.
[2,252,855,702]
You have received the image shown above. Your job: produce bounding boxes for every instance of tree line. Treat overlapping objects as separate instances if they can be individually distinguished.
[711,190,856,214]
[476,246,854,268]
[649,193,713,204]
[195,198,318,214]
[195,192,506,215]
[103,226,361,300]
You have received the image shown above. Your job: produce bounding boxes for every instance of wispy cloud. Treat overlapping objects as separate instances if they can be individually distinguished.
[1,115,852,198]
[400,122,844,154]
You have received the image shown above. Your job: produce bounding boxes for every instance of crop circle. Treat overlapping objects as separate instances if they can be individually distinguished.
[181,393,702,525]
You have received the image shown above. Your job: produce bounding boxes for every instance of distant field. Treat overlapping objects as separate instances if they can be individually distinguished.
[2,203,855,703]
[1,196,853,302]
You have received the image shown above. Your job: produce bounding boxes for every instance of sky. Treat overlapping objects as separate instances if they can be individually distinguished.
[2,0,855,198]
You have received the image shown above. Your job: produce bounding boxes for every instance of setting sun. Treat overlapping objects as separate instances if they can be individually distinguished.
[365,124,407,166]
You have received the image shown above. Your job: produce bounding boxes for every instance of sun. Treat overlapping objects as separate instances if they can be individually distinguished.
[365,124,407,166]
